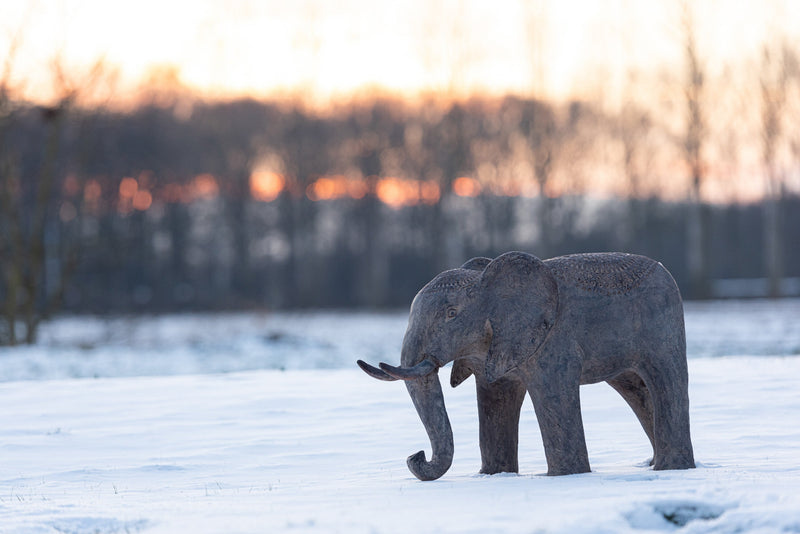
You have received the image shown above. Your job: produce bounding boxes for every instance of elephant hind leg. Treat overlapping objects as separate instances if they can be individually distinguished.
[638,360,695,471]
[607,370,656,464]
[476,375,527,475]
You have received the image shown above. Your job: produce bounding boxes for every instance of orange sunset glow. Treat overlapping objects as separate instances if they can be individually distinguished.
[253,173,445,209]
[305,176,367,202]
[250,171,285,202]
[452,177,482,197]
[3,1,800,205]
[376,178,440,208]
[66,171,499,217]
[3,0,800,344]
[118,176,153,213]
[3,1,799,106]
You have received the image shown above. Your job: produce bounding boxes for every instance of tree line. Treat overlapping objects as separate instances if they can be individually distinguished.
[1,93,799,345]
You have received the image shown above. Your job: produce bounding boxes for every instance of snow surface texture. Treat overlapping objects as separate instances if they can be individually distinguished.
[0,299,799,533]
[3,299,799,382]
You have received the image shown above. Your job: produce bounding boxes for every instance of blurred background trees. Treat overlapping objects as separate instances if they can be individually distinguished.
[2,94,798,333]
[1,0,800,345]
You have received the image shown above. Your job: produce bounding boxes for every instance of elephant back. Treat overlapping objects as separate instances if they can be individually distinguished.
[545,253,659,296]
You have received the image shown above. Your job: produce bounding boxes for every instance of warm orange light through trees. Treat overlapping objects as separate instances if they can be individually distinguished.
[132,190,153,211]
[119,177,138,198]
[105,172,466,212]
[304,176,440,207]
[190,174,219,199]
[306,176,368,201]
[452,177,481,197]
[376,178,440,209]
[250,171,285,202]
[419,181,441,205]
[117,176,154,212]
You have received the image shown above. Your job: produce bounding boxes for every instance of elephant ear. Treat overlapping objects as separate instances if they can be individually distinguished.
[480,251,558,382]
[461,257,492,271]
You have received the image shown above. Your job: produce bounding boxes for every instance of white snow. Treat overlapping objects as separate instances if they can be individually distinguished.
[1,300,799,533]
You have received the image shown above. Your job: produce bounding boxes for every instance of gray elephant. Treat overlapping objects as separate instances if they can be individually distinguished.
[358,251,695,481]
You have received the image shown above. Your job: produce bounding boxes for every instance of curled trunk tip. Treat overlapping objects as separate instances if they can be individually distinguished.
[407,450,453,481]
[405,374,454,481]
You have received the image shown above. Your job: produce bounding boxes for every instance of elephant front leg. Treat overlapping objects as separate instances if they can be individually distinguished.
[527,367,591,476]
[476,375,527,475]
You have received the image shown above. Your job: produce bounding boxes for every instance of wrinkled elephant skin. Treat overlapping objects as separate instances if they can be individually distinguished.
[358,251,695,480]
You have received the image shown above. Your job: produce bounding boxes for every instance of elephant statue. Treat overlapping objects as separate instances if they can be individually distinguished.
[358,251,695,481]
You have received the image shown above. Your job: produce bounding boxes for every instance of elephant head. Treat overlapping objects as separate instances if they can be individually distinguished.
[358,252,559,480]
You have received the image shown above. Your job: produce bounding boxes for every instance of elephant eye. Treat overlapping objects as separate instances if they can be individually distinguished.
[446,307,458,320]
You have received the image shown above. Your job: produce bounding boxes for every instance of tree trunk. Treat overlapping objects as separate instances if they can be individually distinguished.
[686,196,711,300]
[763,186,783,298]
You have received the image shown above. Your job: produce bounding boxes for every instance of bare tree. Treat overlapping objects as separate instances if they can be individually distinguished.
[417,1,475,270]
[529,100,559,256]
[679,1,712,299]
[1,96,70,343]
[618,82,659,251]
[759,40,797,298]
[434,102,472,267]
[759,37,800,298]
[276,107,331,306]
[0,14,27,343]
[523,1,562,257]
[0,54,110,344]
[612,3,660,252]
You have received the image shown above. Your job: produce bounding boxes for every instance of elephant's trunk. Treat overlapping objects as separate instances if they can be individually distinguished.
[404,370,454,481]
[359,336,453,479]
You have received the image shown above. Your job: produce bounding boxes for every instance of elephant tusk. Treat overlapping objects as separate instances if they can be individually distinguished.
[379,359,437,380]
[357,360,398,381]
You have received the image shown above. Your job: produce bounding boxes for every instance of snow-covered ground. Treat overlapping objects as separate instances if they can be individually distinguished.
[1,299,799,533]
[4,299,799,382]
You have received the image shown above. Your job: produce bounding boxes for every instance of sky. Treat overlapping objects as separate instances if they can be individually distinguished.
[2,0,798,106]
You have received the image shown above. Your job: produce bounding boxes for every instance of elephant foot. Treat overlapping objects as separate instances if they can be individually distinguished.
[653,450,695,471]
[546,461,591,476]
[479,460,519,475]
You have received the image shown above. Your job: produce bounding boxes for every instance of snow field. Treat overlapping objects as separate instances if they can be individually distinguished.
[2,356,800,533]
[2,298,799,383]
